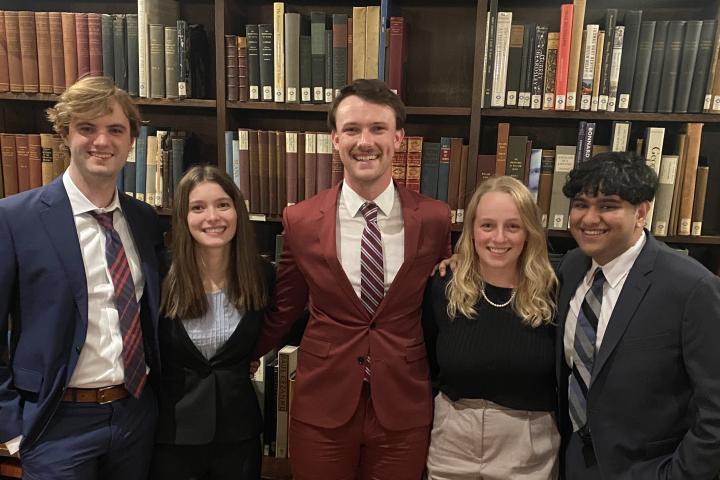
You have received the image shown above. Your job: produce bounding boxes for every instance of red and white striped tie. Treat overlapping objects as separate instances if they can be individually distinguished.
[360,202,384,380]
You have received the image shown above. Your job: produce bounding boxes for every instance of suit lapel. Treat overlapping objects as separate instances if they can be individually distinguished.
[556,253,591,385]
[39,178,88,324]
[316,185,368,319]
[591,237,656,384]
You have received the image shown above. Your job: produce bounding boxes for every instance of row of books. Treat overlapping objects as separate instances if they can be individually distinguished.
[0,133,68,198]
[482,1,720,114]
[226,2,405,104]
[224,129,472,223]
[0,6,209,99]
[489,121,710,237]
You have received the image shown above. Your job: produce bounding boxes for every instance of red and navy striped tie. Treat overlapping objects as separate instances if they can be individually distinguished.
[91,211,146,398]
[360,202,384,380]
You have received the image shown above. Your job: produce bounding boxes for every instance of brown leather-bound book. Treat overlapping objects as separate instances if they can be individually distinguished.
[28,134,42,189]
[61,12,78,87]
[346,18,353,83]
[285,132,298,206]
[537,149,555,228]
[238,129,251,207]
[50,134,66,179]
[668,133,688,236]
[14,134,30,193]
[237,36,249,102]
[304,132,317,199]
[388,17,406,99]
[475,154,497,186]
[87,13,103,77]
[39,133,54,185]
[495,122,510,178]
[1,134,18,196]
[268,130,278,215]
[297,132,306,201]
[691,163,709,236]
[5,11,24,92]
[34,12,53,93]
[276,131,287,214]
[18,11,39,93]
[0,12,9,92]
[405,136,423,193]
[258,130,270,214]
[447,137,463,221]
[331,148,343,186]
[677,123,704,235]
[48,12,65,93]
[316,133,332,192]
[391,137,407,186]
[75,13,90,80]
[248,130,261,213]
[225,35,238,102]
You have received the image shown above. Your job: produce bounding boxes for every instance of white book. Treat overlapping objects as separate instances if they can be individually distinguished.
[491,12,513,107]
[275,345,299,459]
[591,30,604,111]
[607,26,624,112]
[643,127,666,228]
[652,155,679,237]
[580,25,599,111]
[145,135,158,206]
[273,2,285,102]
[231,138,240,188]
[610,121,631,152]
[547,146,576,230]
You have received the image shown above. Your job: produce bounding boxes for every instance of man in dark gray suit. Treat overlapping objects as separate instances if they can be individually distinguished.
[556,151,720,479]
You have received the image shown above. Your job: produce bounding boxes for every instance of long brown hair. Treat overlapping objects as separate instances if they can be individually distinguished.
[161,165,268,319]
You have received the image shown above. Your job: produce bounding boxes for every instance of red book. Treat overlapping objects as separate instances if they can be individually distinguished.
[258,130,270,214]
[5,11,24,93]
[268,130,278,214]
[276,131,287,213]
[48,12,66,93]
[1,134,18,197]
[0,11,10,92]
[392,137,407,186]
[405,136,423,193]
[476,154,497,186]
[35,12,53,93]
[297,132,306,201]
[75,13,90,80]
[87,13,103,77]
[28,134,42,189]
[238,129,251,205]
[331,147,343,186]
[18,11,39,93]
[304,132,317,198]
[14,134,30,193]
[554,4,574,110]
[248,130,261,213]
[388,17,406,99]
[285,132,298,206]
[61,12,78,87]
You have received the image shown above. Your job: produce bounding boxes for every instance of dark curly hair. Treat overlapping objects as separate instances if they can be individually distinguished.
[562,151,658,205]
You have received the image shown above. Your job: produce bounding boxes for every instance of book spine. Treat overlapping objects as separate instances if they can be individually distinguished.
[420,142,440,199]
[505,25,524,107]
[39,133,53,186]
[607,26,624,112]
[652,155,678,237]
[574,120,586,165]
[554,5,573,110]
[706,22,720,112]
[135,126,148,201]
[352,7,366,80]
[332,14,348,97]
[642,126,666,227]
[678,123,703,235]
[304,132,317,198]
[643,20,669,113]
[581,122,595,163]
[580,25,599,111]
[19,11,39,93]
[310,12,326,103]
[324,30,332,103]
[392,138,407,185]
[14,134,29,193]
[690,164,709,236]
[447,137,464,220]
[28,134,42,189]
[537,149,555,227]
[258,130,269,214]
[365,6,380,79]
[616,10,642,111]
[268,131,277,214]
[225,35,239,102]
[629,21,656,112]
[598,9,617,111]
[113,15,128,90]
[296,133,305,200]
[87,13,102,77]
[347,18,353,84]
[238,36,249,102]
[75,13,90,81]
[657,21,686,113]
[101,14,115,80]
[378,0,390,81]
[506,135,528,180]
[259,24,274,102]
[246,24,260,101]
[299,35,312,103]
[316,133,333,192]
[483,0,498,107]
[406,137,423,194]
[518,24,535,108]
[237,129,251,208]
[176,19,187,98]
[35,12,53,94]
[437,137,451,203]
[674,20,702,113]
[548,145,575,230]
[273,2,285,103]
[688,20,716,113]
[591,31,604,111]
[47,12,65,94]
[285,131,298,206]
[124,142,136,197]
[565,0,586,110]
[6,12,24,92]
[495,122,510,177]
[531,25,548,109]
[610,120,631,152]
[164,26,178,99]
[543,32,559,109]
[149,24,165,98]
[1,134,18,196]
[457,144,469,221]
[126,14,138,96]
[276,132,287,211]
[249,130,260,212]
[285,13,300,103]
[0,12,8,92]
[491,11,512,107]
[137,0,148,97]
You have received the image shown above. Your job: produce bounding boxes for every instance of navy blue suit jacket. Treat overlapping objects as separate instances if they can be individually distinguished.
[556,233,720,479]
[0,177,164,450]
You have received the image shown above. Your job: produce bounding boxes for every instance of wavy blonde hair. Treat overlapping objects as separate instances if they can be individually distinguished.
[447,176,556,327]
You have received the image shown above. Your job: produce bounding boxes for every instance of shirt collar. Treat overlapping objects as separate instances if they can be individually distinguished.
[63,171,122,216]
[341,180,396,218]
[587,230,646,289]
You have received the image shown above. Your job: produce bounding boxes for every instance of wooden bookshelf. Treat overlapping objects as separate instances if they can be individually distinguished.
[481,108,720,123]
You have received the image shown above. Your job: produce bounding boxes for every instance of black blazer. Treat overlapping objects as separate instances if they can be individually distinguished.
[155,260,275,445]
[556,233,720,479]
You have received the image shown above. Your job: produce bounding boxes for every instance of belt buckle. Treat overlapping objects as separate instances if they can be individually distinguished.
[97,385,116,404]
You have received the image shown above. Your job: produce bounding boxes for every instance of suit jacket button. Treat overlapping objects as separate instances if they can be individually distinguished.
[75,346,81,353]
[357,357,364,365]
[369,322,376,329]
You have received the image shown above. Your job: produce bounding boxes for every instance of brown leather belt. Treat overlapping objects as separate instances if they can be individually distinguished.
[62,385,129,404]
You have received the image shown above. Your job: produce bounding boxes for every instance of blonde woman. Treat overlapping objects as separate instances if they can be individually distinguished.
[423,176,559,480]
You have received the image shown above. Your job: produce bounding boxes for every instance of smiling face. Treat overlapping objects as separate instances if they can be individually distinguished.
[568,192,648,265]
[187,181,238,254]
[64,99,133,185]
[473,191,528,283]
[331,95,404,198]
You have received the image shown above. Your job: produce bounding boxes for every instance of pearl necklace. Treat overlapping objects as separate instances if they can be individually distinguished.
[480,285,516,308]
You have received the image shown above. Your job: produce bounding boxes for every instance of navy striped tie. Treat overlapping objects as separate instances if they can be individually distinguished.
[568,268,605,431]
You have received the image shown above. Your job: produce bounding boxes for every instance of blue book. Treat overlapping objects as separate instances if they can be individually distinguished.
[378,0,391,81]
[420,142,441,199]
[437,137,451,203]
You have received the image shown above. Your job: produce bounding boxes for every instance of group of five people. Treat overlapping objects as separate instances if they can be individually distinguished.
[1,75,719,480]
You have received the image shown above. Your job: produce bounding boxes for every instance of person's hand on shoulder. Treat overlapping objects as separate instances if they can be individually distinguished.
[433,254,459,277]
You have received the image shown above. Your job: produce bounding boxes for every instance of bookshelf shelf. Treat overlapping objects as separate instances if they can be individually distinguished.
[228,102,471,116]
[0,93,216,109]
[481,108,720,123]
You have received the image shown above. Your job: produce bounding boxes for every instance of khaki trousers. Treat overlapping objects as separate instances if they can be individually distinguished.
[426,393,560,480]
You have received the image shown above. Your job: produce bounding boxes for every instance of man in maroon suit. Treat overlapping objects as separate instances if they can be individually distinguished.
[254,79,452,480]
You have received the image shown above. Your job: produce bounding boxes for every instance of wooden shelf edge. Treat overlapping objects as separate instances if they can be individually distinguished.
[481,108,720,123]
[0,92,215,108]
[228,101,470,116]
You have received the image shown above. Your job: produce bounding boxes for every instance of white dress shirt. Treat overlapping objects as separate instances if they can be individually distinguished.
[564,231,646,368]
[337,181,404,299]
[63,172,145,388]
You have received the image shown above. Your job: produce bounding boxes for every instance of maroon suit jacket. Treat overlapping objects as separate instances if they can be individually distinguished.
[255,182,451,431]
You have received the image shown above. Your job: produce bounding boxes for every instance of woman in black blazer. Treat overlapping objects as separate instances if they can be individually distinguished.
[151,165,273,480]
